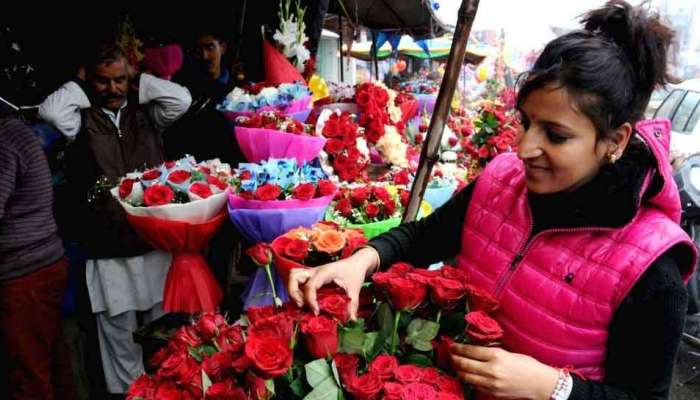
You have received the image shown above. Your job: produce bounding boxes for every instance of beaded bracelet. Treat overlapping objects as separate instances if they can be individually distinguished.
[550,368,573,400]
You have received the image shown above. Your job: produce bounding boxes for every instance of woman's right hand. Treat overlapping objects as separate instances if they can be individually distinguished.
[287,247,379,320]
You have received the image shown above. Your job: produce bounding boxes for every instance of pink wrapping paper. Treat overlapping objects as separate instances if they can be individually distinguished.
[234,126,326,165]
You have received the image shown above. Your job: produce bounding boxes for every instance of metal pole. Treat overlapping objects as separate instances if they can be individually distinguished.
[403,0,480,222]
[371,30,380,81]
[339,16,345,82]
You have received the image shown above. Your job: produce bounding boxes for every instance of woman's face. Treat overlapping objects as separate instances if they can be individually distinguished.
[517,85,613,194]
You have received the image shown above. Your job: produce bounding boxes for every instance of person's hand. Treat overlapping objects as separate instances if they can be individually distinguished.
[287,247,378,320]
[450,343,559,400]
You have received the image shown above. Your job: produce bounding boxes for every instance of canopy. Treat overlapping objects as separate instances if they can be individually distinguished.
[348,34,485,64]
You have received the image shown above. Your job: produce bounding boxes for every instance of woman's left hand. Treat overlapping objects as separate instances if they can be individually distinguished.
[450,343,560,400]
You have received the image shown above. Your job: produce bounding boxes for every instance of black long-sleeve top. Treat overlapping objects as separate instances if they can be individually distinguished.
[369,160,690,400]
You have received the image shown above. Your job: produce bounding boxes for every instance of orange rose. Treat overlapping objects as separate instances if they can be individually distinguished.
[313,230,347,254]
[285,227,311,240]
[342,228,366,242]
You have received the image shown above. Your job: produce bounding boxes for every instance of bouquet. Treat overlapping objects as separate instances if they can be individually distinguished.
[326,184,409,239]
[219,82,311,116]
[129,261,504,399]
[316,110,370,182]
[464,99,520,164]
[232,110,325,165]
[111,157,231,313]
[268,222,368,285]
[226,158,337,308]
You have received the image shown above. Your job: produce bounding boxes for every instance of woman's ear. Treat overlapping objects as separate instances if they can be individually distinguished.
[607,122,633,157]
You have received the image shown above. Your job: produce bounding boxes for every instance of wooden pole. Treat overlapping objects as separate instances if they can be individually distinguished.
[339,16,345,82]
[402,0,480,222]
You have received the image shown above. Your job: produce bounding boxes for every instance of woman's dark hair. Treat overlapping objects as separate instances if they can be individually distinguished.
[516,0,674,140]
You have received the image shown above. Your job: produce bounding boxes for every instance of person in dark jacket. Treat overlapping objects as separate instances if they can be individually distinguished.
[39,43,191,396]
[288,2,696,400]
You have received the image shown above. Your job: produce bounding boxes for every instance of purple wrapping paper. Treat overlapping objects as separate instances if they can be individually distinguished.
[234,126,326,165]
[227,193,333,309]
[289,109,311,123]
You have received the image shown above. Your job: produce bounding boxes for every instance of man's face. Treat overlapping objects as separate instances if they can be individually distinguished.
[90,59,128,111]
[195,35,225,79]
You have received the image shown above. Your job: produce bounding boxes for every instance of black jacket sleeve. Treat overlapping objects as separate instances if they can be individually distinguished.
[569,251,688,400]
[367,179,476,270]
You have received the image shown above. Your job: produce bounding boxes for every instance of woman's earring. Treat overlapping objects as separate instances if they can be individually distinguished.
[608,153,618,164]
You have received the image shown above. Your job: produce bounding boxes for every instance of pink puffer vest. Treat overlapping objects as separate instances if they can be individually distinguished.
[456,119,697,381]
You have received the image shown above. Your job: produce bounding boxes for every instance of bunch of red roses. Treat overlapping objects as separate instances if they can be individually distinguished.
[329,184,409,225]
[232,174,337,202]
[127,313,284,400]
[355,82,392,144]
[464,99,520,163]
[237,110,312,135]
[321,112,369,182]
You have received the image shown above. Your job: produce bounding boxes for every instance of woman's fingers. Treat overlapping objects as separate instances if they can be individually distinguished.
[303,266,335,315]
[450,343,497,361]
[287,268,311,307]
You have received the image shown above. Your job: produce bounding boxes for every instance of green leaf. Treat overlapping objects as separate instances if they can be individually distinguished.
[405,353,434,367]
[339,324,366,355]
[265,379,275,396]
[406,319,440,342]
[290,375,307,398]
[331,360,341,387]
[362,331,382,361]
[303,377,340,400]
[305,359,332,388]
[412,339,434,352]
[188,346,203,363]
[377,303,394,340]
[201,370,212,394]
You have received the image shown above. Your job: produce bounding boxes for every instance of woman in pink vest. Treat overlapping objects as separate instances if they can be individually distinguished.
[288,1,697,399]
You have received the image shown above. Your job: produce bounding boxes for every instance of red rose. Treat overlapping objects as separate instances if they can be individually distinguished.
[394,365,424,384]
[448,137,459,147]
[128,374,155,399]
[407,269,440,285]
[158,351,199,385]
[434,375,464,398]
[387,262,415,276]
[239,190,254,200]
[401,382,438,400]
[168,169,191,184]
[347,372,383,400]
[465,311,504,345]
[380,276,427,310]
[421,367,442,384]
[118,178,136,199]
[382,200,397,217]
[248,313,295,343]
[246,243,273,266]
[478,146,491,159]
[429,277,466,310]
[246,373,270,400]
[350,187,370,206]
[335,198,353,217]
[172,326,202,348]
[317,179,337,197]
[415,133,424,144]
[207,175,228,191]
[465,284,499,313]
[247,305,276,325]
[255,183,282,201]
[205,380,248,400]
[240,170,253,180]
[189,182,213,199]
[436,395,462,400]
[292,183,316,200]
[144,184,175,206]
[432,335,454,372]
[341,236,369,259]
[202,351,234,382]
[393,170,410,185]
[231,353,253,374]
[372,186,391,203]
[165,160,177,169]
[325,138,345,155]
[244,336,293,379]
[383,382,404,400]
[154,380,185,400]
[215,325,246,353]
[365,203,380,219]
[149,346,171,369]
[318,292,351,324]
[368,354,398,381]
[284,238,309,261]
[300,314,339,359]
[195,313,226,340]
[333,353,360,383]
[399,190,410,207]
[142,168,162,181]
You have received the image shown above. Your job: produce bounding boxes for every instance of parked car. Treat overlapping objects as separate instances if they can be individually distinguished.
[653,79,700,165]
